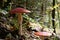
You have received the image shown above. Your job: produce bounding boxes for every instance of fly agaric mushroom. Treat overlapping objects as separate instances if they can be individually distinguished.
[34,32,52,40]
[9,8,31,35]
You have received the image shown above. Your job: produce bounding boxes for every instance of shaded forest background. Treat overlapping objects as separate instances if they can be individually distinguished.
[0,0,60,40]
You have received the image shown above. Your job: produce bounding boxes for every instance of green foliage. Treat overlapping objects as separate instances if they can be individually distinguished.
[23,14,35,22]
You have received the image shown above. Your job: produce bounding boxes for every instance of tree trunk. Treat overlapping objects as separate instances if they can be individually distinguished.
[52,0,56,33]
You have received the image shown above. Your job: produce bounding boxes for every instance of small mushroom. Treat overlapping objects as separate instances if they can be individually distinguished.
[34,32,52,40]
[9,8,31,35]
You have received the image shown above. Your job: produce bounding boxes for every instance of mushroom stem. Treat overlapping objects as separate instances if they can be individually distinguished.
[40,36,44,40]
[18,13,23,35]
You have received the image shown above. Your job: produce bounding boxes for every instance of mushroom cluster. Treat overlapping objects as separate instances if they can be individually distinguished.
[10,8,31,36]
[34,32,52,40]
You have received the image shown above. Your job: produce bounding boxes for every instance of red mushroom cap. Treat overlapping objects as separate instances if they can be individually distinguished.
[34,32,52,37]
[10,8,31,14]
